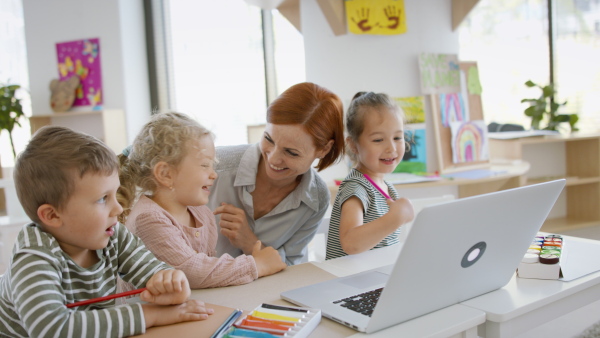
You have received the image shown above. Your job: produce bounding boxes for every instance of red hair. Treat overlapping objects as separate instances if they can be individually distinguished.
[267,82,345,171]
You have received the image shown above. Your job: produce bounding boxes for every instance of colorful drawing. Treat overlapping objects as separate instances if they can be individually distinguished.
[467,66,482,95]
[56,38,102,108]
[418,53,460,94]
[449,120,489,164]
[439,93,469,127]
[394,125,426,173]
[345,0,407,35]
[394,96,425,124]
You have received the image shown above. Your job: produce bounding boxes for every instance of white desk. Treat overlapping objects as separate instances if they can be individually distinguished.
[460,235,600,338]
[184,243,485,338]
[141,235,600,337]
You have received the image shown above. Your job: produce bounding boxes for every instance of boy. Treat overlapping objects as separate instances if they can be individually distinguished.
[0,126,213,337]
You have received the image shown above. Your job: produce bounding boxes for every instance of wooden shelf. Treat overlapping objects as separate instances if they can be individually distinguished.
[29,109,127,154]
[490,132,600,232]
[527,176,600,187]
[541,216,600,234]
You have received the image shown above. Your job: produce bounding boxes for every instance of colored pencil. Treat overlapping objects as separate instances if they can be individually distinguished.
[363,173,392,200]
[66,287,147,308]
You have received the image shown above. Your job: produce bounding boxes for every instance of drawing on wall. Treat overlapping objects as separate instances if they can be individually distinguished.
[449,120,489,164]
[393,96,426,173]
[394,96,425,124]
[418,53,460,94]
[395,127,426,173]
[467,66,482,95]
[439,92,469,127]
[345,0,407,35]
[56,38,102,108]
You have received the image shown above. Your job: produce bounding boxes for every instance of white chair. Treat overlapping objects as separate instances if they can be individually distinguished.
[308,216,330,262]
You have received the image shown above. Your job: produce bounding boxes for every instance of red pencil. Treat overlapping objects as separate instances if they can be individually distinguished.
[66,287,147,308]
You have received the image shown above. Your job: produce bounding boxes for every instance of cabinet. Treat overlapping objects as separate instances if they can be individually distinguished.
[489,133,600,232]
[29,109,127,154]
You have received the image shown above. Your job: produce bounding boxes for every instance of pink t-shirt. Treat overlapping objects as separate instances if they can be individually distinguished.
[125,195,258,288]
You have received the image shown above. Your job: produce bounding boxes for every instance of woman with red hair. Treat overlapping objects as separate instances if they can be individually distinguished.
[208,82,345,265]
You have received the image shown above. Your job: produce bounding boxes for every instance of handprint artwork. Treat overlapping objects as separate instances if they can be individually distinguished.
[346,0,406,35]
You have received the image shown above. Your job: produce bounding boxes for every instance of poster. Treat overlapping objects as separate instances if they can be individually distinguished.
[439,92,469,127]
[56,38,103,108]
[394,96,426,173]
[345,0,407,35]
[449,120,489,164]
[418,53,460,95]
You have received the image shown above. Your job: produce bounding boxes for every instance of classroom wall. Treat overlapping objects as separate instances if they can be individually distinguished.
[21,0,151,143]
[301,0,459,184]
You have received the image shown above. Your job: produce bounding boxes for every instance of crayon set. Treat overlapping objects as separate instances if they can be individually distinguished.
[517,233,565,280]
[222,303,321,338]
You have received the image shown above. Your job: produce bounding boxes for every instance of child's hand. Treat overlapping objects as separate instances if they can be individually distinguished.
[142,299,214,328]
[386,197,415,227]
[140,269,191,305]
[214,202,259,254]
[251,240,286,277]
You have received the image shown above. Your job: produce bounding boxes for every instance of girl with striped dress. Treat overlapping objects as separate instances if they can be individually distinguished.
[326,92,415,260]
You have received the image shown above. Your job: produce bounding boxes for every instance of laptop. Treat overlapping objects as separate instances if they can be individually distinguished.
[281,180,565,333]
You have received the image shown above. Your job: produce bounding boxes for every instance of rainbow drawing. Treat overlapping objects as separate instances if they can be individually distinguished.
[439,93,468,127]
[450,120,489,163]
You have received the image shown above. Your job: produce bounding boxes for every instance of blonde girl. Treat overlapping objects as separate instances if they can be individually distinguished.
[326,92,415,260]
[119,112,286,288]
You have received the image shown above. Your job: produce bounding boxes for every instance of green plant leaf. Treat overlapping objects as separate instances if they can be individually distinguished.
[521,98,538,103]
[569,114,579,131]
[525,80,536,87]
[552,114,571,123]
[524,106,538,117]
[542,85,554,97]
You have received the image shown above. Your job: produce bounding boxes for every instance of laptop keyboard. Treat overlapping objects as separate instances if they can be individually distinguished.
[332,287,383,317]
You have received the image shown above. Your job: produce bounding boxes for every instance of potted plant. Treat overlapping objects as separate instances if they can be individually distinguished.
[0,83,27,158]
[521,80,578,132]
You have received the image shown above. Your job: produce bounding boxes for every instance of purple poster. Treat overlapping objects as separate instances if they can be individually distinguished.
[56,38,102,107]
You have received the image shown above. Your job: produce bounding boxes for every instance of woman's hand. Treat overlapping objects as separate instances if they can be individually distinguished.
[214,202,259,254]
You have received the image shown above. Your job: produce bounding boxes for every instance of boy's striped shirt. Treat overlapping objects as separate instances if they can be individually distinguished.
[326,169,401,260]
[0,222,170,337]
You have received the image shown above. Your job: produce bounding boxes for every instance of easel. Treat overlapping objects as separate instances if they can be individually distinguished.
[430,61,491,174]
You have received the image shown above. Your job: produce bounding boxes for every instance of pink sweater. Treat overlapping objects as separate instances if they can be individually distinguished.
[125,195,258,288]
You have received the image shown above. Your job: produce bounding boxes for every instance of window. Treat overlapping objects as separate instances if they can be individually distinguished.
[554,0,600,132]
[153,0,305,146]
[458,0,600,132]
[0,0,30,167]
[458,0,550,128]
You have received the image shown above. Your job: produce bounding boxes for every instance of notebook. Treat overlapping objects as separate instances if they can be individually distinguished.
[281,180,565,333]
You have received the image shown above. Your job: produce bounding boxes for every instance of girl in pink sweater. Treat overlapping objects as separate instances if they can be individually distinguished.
[118,112,286,288]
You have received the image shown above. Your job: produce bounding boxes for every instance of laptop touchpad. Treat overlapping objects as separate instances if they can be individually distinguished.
[339,271,389,289]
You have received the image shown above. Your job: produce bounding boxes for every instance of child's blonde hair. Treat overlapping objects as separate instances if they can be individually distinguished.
[118,112,213,223]
[14,126,118,224]
[345,92,409,164]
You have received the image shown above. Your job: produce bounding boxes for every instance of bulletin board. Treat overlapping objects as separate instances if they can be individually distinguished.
[430,61,491,174]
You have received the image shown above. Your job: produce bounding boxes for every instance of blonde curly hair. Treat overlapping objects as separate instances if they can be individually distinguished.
[117,112,213,223]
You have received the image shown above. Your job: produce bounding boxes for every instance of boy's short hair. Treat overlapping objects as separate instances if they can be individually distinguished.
[14,126,118,224]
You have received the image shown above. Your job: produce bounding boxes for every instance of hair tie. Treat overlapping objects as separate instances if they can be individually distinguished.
[122,145,132,157]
